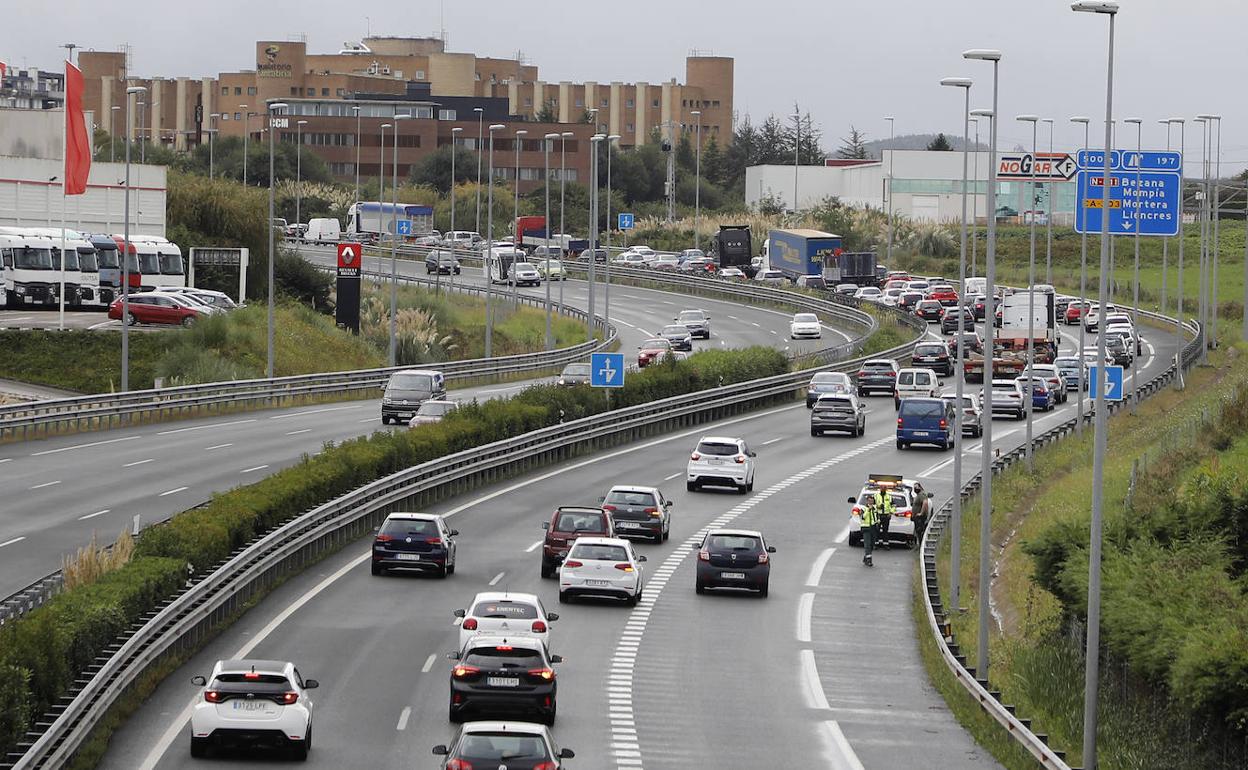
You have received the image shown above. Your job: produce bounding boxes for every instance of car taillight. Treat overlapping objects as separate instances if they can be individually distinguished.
[698,550,710,562]
[375,534,393,543]
[531,620,548,633]
[462,618,478,630]
[447,757,474,769]
[902,509,913,518]
[851,506,863,516]
[204,690,224,703]
[615,563,635,572]
[897,417,903,427]
[758,552,769,564]
[887,371,896,377]
[857,370,867,378]
[527,667,556,681]
[690,452,701,461]
[939,419,947,428]
[564,560,583,569]
[734,455,747,464]
[426,537,442,545]
[452,664,480,678]
[280,691,298,705]
[533,763,558,770]
[644,507,660,517]
[602,504,617,512]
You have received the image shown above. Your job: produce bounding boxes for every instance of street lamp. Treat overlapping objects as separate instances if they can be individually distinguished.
[448,126,463,295]
[1017,113,1039,470]
[543,132,560,349]
[940,75,972,612]
[1168,118,1187,344]
[605,134,620,332]
[486,123,506,357]
[120,84,147,392]
[266,101,289,380]
[792,110,802,212]
[240,104,252,184]
[885,115,895,265]
[109,105,120,163]
[559,131,573,316]
[208,113,219,179]
[1193,116,1209,363]
[1070,3,1119,768]
[691,110,701,250]
[587,133,606,343]
[353,105,361,208]
[1197,113,1221,350]
[971,116,982,277]
[378,122,391,285]
[1042,117,1055,285]
[512,128,528,309]
[390,113,412,367]
[1125,117,1143,414]
[1071,115,1092,434]
[474,108,485,234]
[963,44,1002,687]
[1159,119,1173,314]
[295,119,307,230]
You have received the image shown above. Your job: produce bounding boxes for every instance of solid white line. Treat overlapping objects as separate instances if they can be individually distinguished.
[918,456,957,478]
[157,486,188,497]
[801,649,831,710]
[204,443,233,451]
[30,435,141,456]
[395,706,412,731]
[0,536,26,549]
[525,539,544,553]
[285,429,312,436]
[29,480,61,490]
[822,721,867,770]
[78,509,110,521]
[123,458,154,468]
[0,458,11,465]
[489,571,505,586]
[421,653,438,673]
[806,547,836,587]
[156,419,257,435]
[761,437,785,445]
[359,417,380,423]
[136,551,372,770]
[240,465,269,474]
[269,404,367,420]
[797,592,814,643]
[663,472,682,481]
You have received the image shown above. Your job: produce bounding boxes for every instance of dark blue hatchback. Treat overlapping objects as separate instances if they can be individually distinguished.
[896,397,956,451]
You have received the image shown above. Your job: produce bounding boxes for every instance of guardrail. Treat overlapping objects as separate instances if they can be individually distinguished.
[919,315,1202,770]
[4,298,925,769]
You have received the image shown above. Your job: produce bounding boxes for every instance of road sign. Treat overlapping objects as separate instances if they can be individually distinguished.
[1088,365,1125,401]
[996,152,1077,181]
[396,219,413,236]
[590,352,625,388]
[336,243,362,277]
[1075,169,1180,237]
[618,213,635,230]
[1077,149,1182,172]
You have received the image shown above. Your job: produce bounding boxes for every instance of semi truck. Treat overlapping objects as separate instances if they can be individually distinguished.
[345,202,435,241]
[766,229,843,281]
[999,290,1058,360]
[824,251,878,286]
[712,225,753,273]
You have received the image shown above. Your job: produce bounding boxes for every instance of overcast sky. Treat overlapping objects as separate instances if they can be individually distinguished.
[6,0,1245,174]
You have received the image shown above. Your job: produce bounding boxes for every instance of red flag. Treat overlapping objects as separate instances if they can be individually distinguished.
[64,60,90,195]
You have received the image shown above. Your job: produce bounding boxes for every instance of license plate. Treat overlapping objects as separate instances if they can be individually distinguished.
[231,700,271,712]
[913,431,929,436]
[616,522,642,529]
[586,579,611,587]
[721,572,746,580]
[487,677,520,687]
[708,458,724,465]
[394,553,420,561]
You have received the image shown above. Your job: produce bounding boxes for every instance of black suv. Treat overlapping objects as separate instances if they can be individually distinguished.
[424,250,461,275]
[911,342,954,376]
[694,529,775,596]
[856,359,899,396]
[448,636,562,724]
[915,299,945,323]
[940,306,977,335]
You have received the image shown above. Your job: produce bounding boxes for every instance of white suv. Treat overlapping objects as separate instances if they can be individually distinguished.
[189,659,318,759]
[893,367,940,409]
[686,436,756,494]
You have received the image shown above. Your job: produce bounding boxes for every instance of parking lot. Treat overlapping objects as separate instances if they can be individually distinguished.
[0,308,160,331]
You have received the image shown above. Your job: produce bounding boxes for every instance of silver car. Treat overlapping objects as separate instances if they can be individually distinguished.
[810,394,867,437]
[940,392,983,437]
[675,309,711,339]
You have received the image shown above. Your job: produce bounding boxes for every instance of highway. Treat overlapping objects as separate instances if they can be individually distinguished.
[94,320,1184,769]
[0,266,851,600]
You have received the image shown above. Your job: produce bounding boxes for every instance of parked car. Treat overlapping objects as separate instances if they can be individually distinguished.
[896,397,957,450]
[898,291,924,312]
[754,269,788,284]
[853,286,883,302]
[717,266,746,279]
[990,379,1027,419]
[304,217,340,244]
[1030,364,1068,404]
[947,330,983,358]
[578,248,609,264]
[676,248,705,263]
[681,257,718,274]
[651,255,680,271]
[810,393,867,437]
[1016,375,1056,412]
[1054,356,1088,392]
[1065,300,1090,325]
[835,283,860,296]
[108,292,202,327]
[941,306,977,335]
[927,284,959,306]
[914,299,945,323]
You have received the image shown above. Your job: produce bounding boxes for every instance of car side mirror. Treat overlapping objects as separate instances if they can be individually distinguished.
[550,654,565,664]
[541,522,549,529]
[637,555,648,562]
[690,543,701,551]
[453,608,466,618]
[547,612,559,621]
[449,529,459,537]
[559,749,576,759]
[665,500,673,508]
[304,679,319,689]
[191,675,206,686]
[748,451,757,458]
[446,650,461,660]
[767,546,777,553]
[847,496,857,504]
[432,745,449,756]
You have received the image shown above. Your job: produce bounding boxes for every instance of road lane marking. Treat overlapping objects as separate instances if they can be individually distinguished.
[525,539,543,553]
[285,429,312,436]
[123,458,154,468]
[421,654,437,673]
[0,459,12,465]
[820,721,867,770]
[157,486,188,497]
[918,456,957,478]
[797,592,814,643]
[0,537,26,549]
[834,523,852,544]
[30,480,62,489]
[78,509,110,520]
[359,417,380,423]
[806,548,836,587]
[240,465,269,474]
[269,404,368,420]
[31,435,141,456]
[761,437,785,446]
[801,649,831,710]
[204,443,233,451]
[395,706,412,731]
[488,571,505,586]
[156,419,257,435]
[663,472,682,481]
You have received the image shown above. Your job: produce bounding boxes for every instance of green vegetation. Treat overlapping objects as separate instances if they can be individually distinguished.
[0,330,167,393]
[932,345,1248,768]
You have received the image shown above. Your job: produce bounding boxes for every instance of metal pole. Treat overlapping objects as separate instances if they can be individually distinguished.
[972,118,980,277]
[693,111,702,250]
[121,86,145,391]
[587,134,603,343]
[793,111,801,212]
[109,106,118,163]
[1210,117,1221,349]
[139,101,146,165]
[1045,118,1054,286]
[1176,120,1186,343]
[389,115,405,367]
[295,120,305,229]
[475,108,484,235]
[448,126,462,296]
[378,124,388,286]
[605,135,619,333]
[886,116,895,266]
[486,125,498,357]
[1073,116,1091,435]
[241,108,248,185]
[1080,8,1117,769]
[266,102,287,380]
[559,132,570,315]
[1020,115,1038,470]
[353,105,361,207]
[1160,120,1172,314]
[543,133,557,349]
[513,129,527,310]
[1196,118,1208,362]
[1127,118,1142,414]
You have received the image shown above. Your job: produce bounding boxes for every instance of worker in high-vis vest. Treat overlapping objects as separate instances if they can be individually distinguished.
[862,488,894,566]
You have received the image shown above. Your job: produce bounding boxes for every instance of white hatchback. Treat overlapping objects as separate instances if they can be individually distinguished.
[558,537,646,605]
[454,592,558,653]
[189,659,318,760]
[686,436,756,494]
[789,312,822,339]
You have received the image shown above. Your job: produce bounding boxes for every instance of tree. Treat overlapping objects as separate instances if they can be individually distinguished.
[836,126,870,159]
[701,135,729,187]
[786,105,825,165]
[533,100,557,124]
[927,133,953,151]
[409,146,482,193]
[675,132,695,173]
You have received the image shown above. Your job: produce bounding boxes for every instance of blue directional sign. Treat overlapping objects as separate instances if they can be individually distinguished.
[1075,169,1180,237]
[1077,150,1182,172]
[1088,365,1125,402]
[590,352,625,388]
[396,219,413,236]
[617,213,635,230]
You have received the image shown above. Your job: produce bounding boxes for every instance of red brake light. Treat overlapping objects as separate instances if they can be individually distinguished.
[452,664,480,678]
[887,371,896,377]
[462,618,478,630]
[375,534,393,543]
[734,454,746,464]
[447,760,474,770]
[690,452,701,461]
[564,560,583,569]
[244,672,261,680]
[758,552,769,564]
[495,645,513,651]
[280,691,298,705]
[425,537,442,545]
[527,667,555,681]
[533,762,557,770]
[615,563,635,572]
[204,690,224,703]
[897,417,903,427]
[531,620,548,633]
[602,504,617,512]
[857,370,867,378]
[698,549,710,562]
[939,419,947,428]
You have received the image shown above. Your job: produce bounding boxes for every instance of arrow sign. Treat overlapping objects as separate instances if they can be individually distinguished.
[997,152,1078,181]
[590,352,625,388]
[1088,365,1124,401]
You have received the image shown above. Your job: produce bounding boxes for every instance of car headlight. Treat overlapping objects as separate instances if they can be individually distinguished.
[15,286,25,294]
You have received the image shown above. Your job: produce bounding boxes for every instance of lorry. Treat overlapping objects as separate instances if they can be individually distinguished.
[998,290,1057,361]
[345,202,434,241]
[824,251,878,286]
[712,225,753,273]
[766,229,843,282]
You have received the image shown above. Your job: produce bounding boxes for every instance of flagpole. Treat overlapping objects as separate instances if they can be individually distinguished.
[59,59,69,331]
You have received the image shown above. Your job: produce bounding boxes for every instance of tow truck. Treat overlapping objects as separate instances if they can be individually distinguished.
[846,473,928,548]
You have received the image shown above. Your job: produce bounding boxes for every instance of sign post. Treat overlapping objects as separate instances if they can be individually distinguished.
[336,242,363,333]
[188,247,250,304]
[1075,150,1181,237]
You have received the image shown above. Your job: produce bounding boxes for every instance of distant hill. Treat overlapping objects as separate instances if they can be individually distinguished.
[859,133,987,157]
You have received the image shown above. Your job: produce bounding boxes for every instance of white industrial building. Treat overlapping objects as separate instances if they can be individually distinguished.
[747,150,1080,225]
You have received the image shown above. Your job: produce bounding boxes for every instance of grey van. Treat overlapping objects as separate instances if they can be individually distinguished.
[381,369,447,424]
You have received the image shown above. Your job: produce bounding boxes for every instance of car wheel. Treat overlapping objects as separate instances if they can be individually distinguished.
[446,559,455,575]
[811,428,820,437]
[370,563,384,576]
[436,565,448,579]
[626,590,639,607]
[662,525,670,542]
[290,726,310,761]
[181,316,195,327]
[695,581,705,595]
[897,440,905,449]
[686,481,699,492]
[558,590,570,604]
[190,737,210,758]
[126,312,139,326]
[652,530,663,544]
[738,483,749,495]
[858,388,866,396]
[758,582,769,598]
[544,701,558,726]
[540,562,554,579]
[894,399,901,410]
[448,705,462,723]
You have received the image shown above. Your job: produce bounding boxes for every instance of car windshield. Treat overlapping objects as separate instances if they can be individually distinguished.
[95,248,119,269]
[380,518,436,537]
[213,673,291,687]
[159,253,184,275]
[54,248,80,270]
[993,384,1020,394]
[642,338,670,349]
[569,543,629,561]
[707,535,760,551]
[678,311,705,322]
[456,732,549,762]
[605,490,657,507]
[1055,358,1081,368]
[416,402,454,417]
[811,372,848,384]
[915,344,945,356]
[462,646,543,669]
[661,325,688,336]
[554,511,606,532]
[562,364,590,377]
[15,247,53,269]
[900,401,944,418]
[856,490,908,508]
[696,441,739,456]
[471,601,538,619]
[389,373,434,390]
[139,253,160,274]
[944,396,975,408]
[794,313,818,323]
[77,249,98,271]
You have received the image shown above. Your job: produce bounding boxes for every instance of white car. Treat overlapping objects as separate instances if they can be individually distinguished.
[717,266,746,279]
[846,474,923,547]
[789,312,822,339]
[433,722,575,768]
[686,435,756,494]
[1105,322,1141,354]
[409,399,458,426]
[510,262,541,286]
[154,286,241,311]
[881,287,905,306]
[454,592,558,653]
[612,251,648,267]
[1029,363,1067,404]
[754,269,788,285]
[164,291,224,316]
[558,536,646,604]
[853,286,883,301]
[990,378,1027,419]
[893,367,940,409]
[189,659,318,759]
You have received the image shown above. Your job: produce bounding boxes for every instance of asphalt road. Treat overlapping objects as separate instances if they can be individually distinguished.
[0,269,851,599]
[0,308,148,331]
[95,322,1183,769]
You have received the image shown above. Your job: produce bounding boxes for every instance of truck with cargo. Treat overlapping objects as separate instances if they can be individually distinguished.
[712,225,753,273]
[345,202,434,241]
[824,251,878,286]
[766,229,843,282]
[998,290,1057,361]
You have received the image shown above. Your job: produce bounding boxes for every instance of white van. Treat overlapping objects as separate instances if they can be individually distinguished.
[964,277,987,296]
[305,218,341,244]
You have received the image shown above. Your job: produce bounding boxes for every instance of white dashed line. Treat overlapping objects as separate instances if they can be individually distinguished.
[761,437,785,446]
[78,509,111,520]
[123,458,154,468]
[488,571,505,586]
[31,435,141,456]
[157,486,188,497]
[156,419,257,435]
[204,443,233,451]
[269,405,367,420]
[285,429,312,436]
[395,706,411,731]
[0,537,26,549]
[801,649,831,710]
[240,465,269,474]
[421,653,438,673]
[663,472,682,481]
[820,721,867,770]
[30,480,62,489]
[525,539,544,553]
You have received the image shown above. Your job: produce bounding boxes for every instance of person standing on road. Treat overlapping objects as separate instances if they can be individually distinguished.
[862,488,894,566]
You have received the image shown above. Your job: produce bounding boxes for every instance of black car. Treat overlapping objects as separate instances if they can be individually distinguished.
[948,331,983,358]
[911,342,954,376]
[657,324,694,351]
[915,300,945,323]
[973,294,1002,320]
[424,250,461,275]
[940,306,977,335]
[1105,333,1134,367]
[448,636,561,724]
[897,291,924,312]
[372,513,458,577]
[578,248,608,264]
[694,529,775,596]
[556,363,591,386]
[856,359,899,396]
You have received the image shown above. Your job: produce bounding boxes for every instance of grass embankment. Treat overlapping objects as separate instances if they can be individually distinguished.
[927,344,1248,769]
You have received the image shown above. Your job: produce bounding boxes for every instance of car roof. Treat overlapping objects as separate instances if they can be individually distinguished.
[470,591,540,604]
[462,634,547,651]
[570,536,633,548]
[815,393,854,402]
[705,528,764,538]
[384,512,440,522]
[863,359,897,366]
[606,484,660,494]
[460,721,552,736]
[697,436,742,445]
[215,659,291,675]
[394,368,442,376]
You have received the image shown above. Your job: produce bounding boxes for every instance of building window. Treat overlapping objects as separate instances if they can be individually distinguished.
[712,125,720,134]
[600,98,608,107]
[234,87,242,95]
[599,123,607,133]
[219,113,229,121]
[712,100,720,107]
[524,97,532,106]
[415,70,425,80]
[626,123,634,132]
[233,112,241,121]
[221,86,228,96]
[438,109,456,121]
[321,88,329,96]
[247,86,257,95]
[336,88,345,96]
[652,98,659,108]
[575,97,583,107]
[626,98,634,108]
[290,87,299,96]
[682,99,687,107]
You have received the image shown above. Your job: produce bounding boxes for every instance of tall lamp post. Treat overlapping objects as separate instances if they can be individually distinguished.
[691,110,702,249]
[352,105,361,207]
[1017,113,1039,470]
[109,105,121,163]
[448,126,463,295]
[587,134,605,343]
[971,117,981,277]
[121,85,147,392]
[792,110,802,212]
[139,101,148,164]
[474,108,485,234]
[240,105,252,184]
[512,128,528,309]
[559,131,573,314]
[485,123,506,357]
[1043,117,1055,285]
[940,75,973,612]
[1159,119,1173,314]
[543,132,560,349]
[1169,118,1187,344]
[265,101,289,380]
[378,122,391,285]
[1193,116,1209,363]
[1071,116,1092,434]
[604,134,621,330]
[390,113,411,366]
[963,45,1002,686]
[1070,4,1119,769]
[885,116,896,265]
[208,113,219,178]
[295,119,307,230]
[1125,117,1142,414]
[1197,113,1221,350]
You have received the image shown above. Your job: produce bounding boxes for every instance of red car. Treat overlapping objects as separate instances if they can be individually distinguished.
[927,285,959,306]
[1065,301,1090,325]
[637,337,673,367]
[540,506,615,578]
[108,292,202,326]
